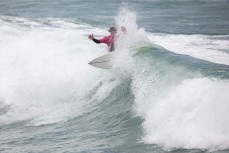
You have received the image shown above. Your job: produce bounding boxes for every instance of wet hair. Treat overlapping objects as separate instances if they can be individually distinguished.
[108,27,117,32]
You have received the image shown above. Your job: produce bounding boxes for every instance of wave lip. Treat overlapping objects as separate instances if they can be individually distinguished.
[148,34,229,66]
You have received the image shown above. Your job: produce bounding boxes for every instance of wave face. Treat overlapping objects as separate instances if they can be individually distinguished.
[0,6,229,153]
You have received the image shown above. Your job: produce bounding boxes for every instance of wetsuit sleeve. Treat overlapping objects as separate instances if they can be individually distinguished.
[93,38,101,44]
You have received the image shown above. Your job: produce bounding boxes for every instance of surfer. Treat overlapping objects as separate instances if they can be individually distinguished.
[88,26,126,52]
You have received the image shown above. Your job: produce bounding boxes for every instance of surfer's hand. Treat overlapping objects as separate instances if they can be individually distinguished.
[121,26,127,33]
[88,34,94,40]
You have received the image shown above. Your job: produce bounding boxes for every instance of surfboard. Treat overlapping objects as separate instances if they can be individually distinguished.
[88,53,113,69]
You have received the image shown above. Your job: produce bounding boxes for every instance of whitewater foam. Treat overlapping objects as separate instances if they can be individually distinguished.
[0,16,120,126]
[139,78,229,150]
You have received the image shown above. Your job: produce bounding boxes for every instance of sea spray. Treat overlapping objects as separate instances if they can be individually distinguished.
[111,6,150,73]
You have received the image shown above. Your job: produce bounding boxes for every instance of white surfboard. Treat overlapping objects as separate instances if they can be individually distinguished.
[88,53,113,69]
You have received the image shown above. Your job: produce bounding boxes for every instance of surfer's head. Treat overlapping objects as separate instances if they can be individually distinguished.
[108,27,117,36]
[108,27,117,32]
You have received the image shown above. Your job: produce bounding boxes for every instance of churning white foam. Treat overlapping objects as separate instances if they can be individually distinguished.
[0,16,121,126]
[138,78,229,150]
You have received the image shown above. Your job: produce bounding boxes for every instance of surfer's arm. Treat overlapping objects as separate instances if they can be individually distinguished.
[92,38,101,44]
[89,34,101,44]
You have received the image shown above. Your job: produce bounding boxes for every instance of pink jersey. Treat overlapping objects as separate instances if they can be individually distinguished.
[99,35,114,47]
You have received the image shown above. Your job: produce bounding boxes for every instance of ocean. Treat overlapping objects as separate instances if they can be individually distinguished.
[0,0,229,153]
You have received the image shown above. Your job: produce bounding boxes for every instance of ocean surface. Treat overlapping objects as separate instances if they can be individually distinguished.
[0,0,229,153]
